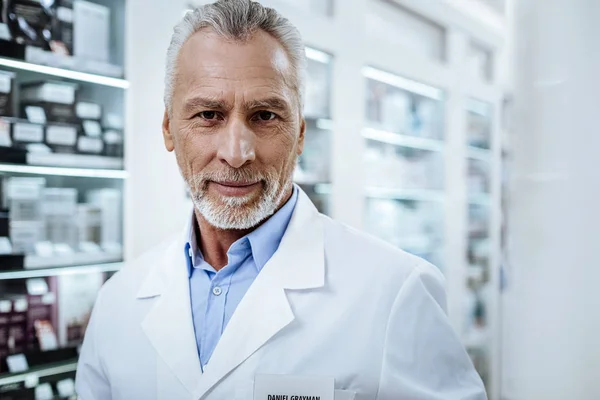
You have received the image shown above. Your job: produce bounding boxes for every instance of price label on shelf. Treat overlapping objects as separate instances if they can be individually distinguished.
[24,373,39,388]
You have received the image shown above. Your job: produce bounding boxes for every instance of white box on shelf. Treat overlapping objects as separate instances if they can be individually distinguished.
[73,0,111,63]
[20,81,78,105]
[87,188,122,250]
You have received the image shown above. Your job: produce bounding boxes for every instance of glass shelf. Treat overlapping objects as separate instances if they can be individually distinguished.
[0,162,127,179]
[0,359,77,386]
[0,261,122,280]
[0,56,128,89]
[363,127,445,152]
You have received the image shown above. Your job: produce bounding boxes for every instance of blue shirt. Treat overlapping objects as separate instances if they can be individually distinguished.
[185,187,298,370]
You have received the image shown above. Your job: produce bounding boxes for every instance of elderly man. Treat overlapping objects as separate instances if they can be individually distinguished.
[76,1,486,399]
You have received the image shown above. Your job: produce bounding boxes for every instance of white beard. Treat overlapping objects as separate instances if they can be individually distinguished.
[187,166,294,230]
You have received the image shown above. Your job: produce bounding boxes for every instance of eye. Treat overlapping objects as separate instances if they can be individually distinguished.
[254,111,277,121]
[198,111,218,120]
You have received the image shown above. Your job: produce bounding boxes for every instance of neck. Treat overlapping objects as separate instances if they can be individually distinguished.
[195,186,293,271]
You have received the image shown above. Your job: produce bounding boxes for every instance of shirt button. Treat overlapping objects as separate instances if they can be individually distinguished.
[212,286,222,296]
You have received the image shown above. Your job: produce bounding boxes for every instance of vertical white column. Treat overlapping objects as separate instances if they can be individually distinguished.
[329,0,367,228]
[502,0,600,398]
[443,28,469,334]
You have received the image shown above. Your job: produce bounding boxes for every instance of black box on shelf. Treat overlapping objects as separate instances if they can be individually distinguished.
[0,209,8,237]
[0,146,27,164]
[50,0,74,56]
[0,39,26,59]
[20,81,78,124]
[45,123,78,154]
[20,102,76,124]
[0,255,26,271]
[2,0,53,49]
[104,129,123,158]
[0,71,15,117]
[6,296,28,358]
[0,298,11,372]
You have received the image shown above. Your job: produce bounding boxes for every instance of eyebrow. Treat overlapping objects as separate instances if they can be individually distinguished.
[182,96,291,115]
[245,97,290,112]
[182,96,231,115]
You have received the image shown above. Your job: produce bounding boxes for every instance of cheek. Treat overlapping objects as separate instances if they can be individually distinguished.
[173,125,216,174]
[256,127,297,168]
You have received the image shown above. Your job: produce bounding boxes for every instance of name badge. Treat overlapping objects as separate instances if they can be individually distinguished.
[254,374,334,400]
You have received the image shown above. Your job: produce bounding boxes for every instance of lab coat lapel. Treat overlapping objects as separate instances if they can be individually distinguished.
[193,189,325,399]
[139,238,202,396]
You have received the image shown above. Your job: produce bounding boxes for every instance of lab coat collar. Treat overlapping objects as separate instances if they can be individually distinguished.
[136,187,324,399]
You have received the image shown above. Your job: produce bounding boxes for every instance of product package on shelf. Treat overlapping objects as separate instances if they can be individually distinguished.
[86,188,121,252]
[103,113,124,158]
[56,272,103,347]
[50,0,74,56]
[0,71,15,117]
[1,0,53,50]
[42,187,78,251]
[5,177,46,255]
[45,123,78,154]
[20,81,78,125]
[73,0,110,63]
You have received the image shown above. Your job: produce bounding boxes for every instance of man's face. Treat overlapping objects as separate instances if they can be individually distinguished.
[163,29,305,230]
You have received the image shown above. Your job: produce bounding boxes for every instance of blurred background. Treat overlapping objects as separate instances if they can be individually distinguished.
[0,0,598,399]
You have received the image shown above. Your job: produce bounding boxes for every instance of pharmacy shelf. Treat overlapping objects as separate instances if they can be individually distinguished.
[0,360,77,386]
[363,127,445,152]
[0,56,128,89]
[365,187,446,202]
[0,159,126,179]
[468,146,492,162]
[363,66,444,101]
[0,261,122,280]
[25,252,123,269]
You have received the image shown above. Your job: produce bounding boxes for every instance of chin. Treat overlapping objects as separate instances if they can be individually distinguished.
[193,192,277,230]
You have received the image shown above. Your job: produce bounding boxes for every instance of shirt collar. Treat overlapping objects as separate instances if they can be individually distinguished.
[184,185,299,276]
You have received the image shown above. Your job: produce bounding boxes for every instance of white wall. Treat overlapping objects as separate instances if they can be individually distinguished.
[124,0,192,260]
[502,0,600,398]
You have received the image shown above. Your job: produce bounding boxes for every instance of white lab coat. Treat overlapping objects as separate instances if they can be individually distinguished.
[76,189,486,400]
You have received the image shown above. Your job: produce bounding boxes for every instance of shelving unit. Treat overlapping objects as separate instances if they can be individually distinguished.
[252,1,506,398]
[0,0,128,395]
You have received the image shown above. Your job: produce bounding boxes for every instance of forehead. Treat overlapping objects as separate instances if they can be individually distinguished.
[175,29,293,100]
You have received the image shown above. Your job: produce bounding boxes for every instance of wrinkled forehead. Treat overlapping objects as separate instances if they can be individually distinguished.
[174,29,295,100]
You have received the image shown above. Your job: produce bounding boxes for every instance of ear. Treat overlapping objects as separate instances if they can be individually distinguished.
[296,118,306,156]
[162,109,175,152]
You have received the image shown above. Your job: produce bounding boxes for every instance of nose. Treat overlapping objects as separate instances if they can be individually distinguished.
[217,117,256,168]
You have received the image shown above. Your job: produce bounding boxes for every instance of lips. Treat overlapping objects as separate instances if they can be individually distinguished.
[210,180,261,197]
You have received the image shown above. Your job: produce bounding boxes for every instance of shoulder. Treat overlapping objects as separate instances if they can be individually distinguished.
[320,215,445,301]
[95,235,179,308]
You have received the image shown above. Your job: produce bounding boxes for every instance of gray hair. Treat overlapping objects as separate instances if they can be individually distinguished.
[164,0,307,115]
